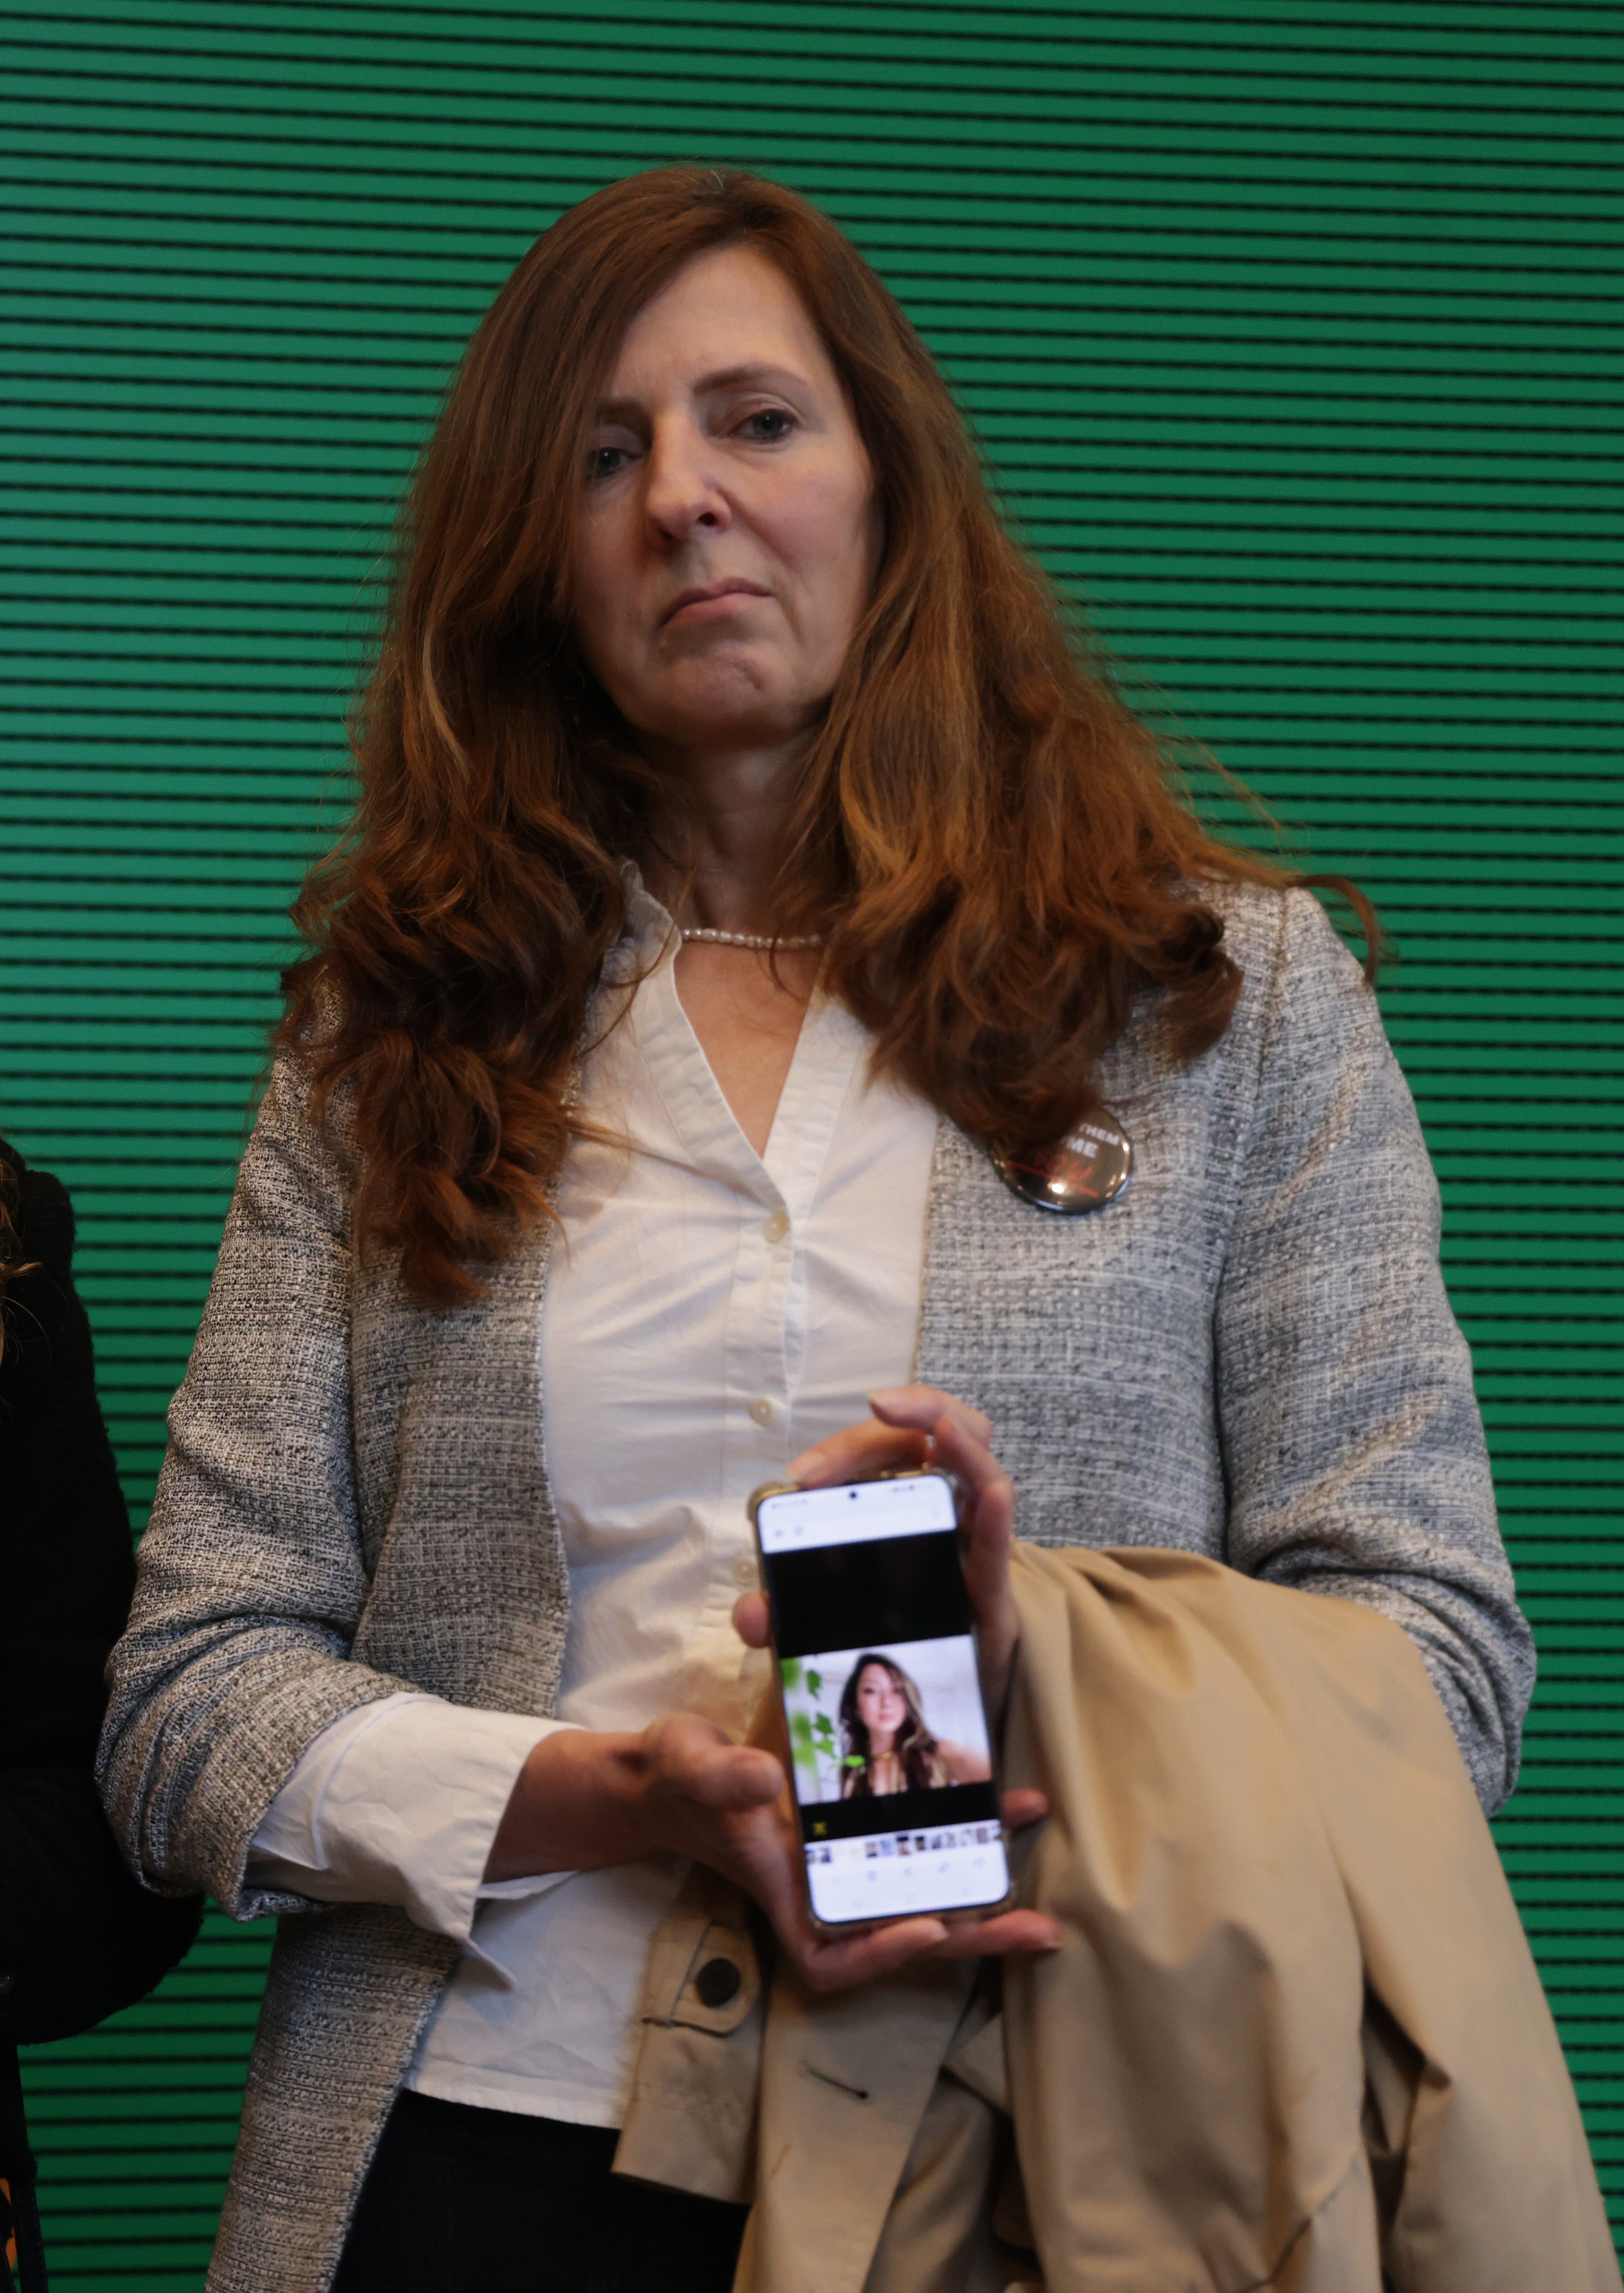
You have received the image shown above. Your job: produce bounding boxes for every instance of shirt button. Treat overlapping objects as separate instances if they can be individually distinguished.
[749,1396,777,1428]
[762,1211,790,1243]
[732,1554,758,1587]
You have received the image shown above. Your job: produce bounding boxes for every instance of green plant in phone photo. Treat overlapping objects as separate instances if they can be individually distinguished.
[780,1657,859,1799]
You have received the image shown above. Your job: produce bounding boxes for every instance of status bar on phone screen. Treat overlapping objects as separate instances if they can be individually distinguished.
[757,1475,957,1554]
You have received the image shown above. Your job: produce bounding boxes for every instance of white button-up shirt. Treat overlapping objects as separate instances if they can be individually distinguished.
[250,879,938,2127]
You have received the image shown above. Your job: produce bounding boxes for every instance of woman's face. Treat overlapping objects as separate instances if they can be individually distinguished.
[572,243,881,764]
[856,1663,907,1745]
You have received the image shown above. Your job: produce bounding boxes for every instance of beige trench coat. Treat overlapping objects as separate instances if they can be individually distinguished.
[615,1546,1618,2293]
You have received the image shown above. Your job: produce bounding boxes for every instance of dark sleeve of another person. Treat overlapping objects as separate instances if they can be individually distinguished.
[0,1139,201,2045]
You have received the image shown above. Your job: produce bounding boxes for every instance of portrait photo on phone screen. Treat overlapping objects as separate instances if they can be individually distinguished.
[781,1636,992,1807]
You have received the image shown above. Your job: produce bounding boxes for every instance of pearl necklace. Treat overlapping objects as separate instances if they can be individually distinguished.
[678,927,825,951]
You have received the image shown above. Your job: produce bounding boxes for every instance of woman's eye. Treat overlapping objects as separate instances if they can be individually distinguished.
[585,444,629,481]
[739,408,796,442]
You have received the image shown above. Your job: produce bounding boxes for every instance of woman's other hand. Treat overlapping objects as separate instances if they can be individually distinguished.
[486,1713,1053,1993]
[732,1384,1022,1722]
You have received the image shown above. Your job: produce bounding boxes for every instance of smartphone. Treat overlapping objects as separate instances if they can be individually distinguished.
[748,1468,1014,1934]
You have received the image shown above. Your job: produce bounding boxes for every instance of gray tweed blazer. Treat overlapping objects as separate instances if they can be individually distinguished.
[99,884,1532,2293]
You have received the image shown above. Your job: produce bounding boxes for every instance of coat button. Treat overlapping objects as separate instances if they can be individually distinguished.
[695,1956,743,2008]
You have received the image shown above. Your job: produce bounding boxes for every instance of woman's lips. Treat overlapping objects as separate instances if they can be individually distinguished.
[661,582,770,626]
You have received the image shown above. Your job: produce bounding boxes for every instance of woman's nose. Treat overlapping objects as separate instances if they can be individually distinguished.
[643,422,731,542]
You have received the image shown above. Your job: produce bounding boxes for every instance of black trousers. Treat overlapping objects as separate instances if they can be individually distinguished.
[330,2090,750,2293]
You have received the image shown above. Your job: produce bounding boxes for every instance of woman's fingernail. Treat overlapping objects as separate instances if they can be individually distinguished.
[786,1448,825,1481]
[868,1389,906,1409]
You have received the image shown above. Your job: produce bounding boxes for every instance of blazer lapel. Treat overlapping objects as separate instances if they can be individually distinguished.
[350,1215,571,1716]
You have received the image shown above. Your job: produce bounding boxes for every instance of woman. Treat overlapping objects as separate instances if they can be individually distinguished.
[99,167,1531,2293]
[838,1655,989,1798]
[1,1140,201,2292]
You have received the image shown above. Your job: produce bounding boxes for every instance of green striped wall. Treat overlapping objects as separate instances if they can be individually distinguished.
[1,2,1619,2280]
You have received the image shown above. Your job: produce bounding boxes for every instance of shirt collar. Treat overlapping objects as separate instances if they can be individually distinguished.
[603,861,679,985]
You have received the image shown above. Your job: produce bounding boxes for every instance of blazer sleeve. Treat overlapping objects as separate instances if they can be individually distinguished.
[98,1055,413,1918]
[1212,890,1534,1814]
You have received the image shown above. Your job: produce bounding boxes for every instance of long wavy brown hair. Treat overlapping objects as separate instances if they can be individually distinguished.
[278,165,1373,1306]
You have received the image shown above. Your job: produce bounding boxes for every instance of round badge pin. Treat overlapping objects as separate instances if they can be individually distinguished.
[993,1114,1132,1216]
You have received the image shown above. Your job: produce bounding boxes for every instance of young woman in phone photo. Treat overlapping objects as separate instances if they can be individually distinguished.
[99,167,1538,2293]
[838,1655,990,1799]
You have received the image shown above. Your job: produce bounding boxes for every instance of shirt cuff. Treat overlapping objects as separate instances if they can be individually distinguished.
[248,1691,577,1951]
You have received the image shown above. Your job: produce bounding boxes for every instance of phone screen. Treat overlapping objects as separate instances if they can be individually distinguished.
[753,1472,1012,1929]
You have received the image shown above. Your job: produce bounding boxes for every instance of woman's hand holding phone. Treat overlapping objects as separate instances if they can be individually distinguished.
[732,1382,1024,1724]
[485,1384,1055,1992]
